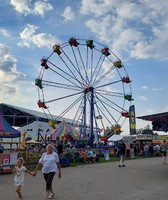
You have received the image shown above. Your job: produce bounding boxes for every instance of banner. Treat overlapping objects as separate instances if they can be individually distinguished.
[129,105,136,135]
[2,154,10,166]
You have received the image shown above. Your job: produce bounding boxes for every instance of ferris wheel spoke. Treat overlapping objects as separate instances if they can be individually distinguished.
[90,48,94,85]
[96,89,124,97]
[42,80,82,91]
[70,47,87,85]
[61,48,86,86]
[94,101,105,130]
[94,100,113,127]
[95,93,118,124]
[95,93,121,114]
[91,53,103,85]
[72,98,84,125]
[55,94,83,122]
[96,91,127,112]
[48,60,83,87]
[43,84,81,91]
[77,46,90,85]
[58,54,84,87]
[93,66,115,87]
[92,56,106,86]
[48,65,82,89]
[95,80,121,89]
[45,91,83,104]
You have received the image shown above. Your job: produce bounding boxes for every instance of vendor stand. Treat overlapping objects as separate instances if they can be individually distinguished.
[0,113,21,173]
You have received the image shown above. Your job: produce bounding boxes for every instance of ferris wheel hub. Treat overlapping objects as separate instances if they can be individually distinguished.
[84,87,94,94]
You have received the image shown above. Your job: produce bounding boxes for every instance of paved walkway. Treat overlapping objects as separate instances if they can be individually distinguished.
[1,157,168,200]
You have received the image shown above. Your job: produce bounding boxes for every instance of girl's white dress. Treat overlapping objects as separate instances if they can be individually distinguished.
[14,166,27,186]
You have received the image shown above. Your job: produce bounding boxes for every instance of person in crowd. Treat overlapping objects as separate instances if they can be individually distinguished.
[57,141,64,157]
[78,149,89,163]
[87,148,96,162]
[0,144,4,153]
[160,140,168,165]
[118,140,126,167]
[34,144,61,200]
[13,157,34,200]
[155,144,160,156]
[144,143,149,157]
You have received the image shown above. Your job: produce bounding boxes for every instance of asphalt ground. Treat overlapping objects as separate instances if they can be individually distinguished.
[0,157,168,200]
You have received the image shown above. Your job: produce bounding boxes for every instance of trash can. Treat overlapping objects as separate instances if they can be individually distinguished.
[104,149,110,160]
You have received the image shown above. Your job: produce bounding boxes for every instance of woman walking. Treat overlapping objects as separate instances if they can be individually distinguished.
[161,140,168,165]
[34,144,61,200]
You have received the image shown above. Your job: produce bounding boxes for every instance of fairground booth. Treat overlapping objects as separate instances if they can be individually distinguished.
[0,113,21,173]
[137,112,168,144]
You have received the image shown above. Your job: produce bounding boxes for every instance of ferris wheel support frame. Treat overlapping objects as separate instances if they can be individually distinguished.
[90,87,94,147]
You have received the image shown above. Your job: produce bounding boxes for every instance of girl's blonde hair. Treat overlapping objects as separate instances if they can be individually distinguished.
[17,157,24,164]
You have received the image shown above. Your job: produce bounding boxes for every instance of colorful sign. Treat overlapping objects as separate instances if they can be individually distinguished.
[129,105,136,135]
[2,154,10,166]
[136,134,153,140]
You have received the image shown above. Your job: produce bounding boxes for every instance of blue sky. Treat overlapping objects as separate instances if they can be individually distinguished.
[0,0,168,134]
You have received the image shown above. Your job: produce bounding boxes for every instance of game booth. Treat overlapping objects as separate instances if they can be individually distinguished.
[0,113,21,173]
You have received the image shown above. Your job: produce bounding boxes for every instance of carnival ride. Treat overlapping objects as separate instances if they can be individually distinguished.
[35,38,133,146]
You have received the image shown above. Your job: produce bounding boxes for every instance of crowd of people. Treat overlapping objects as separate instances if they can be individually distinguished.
[10,138,168,199]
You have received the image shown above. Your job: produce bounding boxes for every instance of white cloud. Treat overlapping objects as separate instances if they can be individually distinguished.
[10,0,53,16]
[0,29,10,37]
[152,88,162,91]
[0,43,25,79]
[85,15,113,44]
[80,0,120,17]
[138,96,148,101]
[0,43,26,103]
[141,86,149,90]
[80,0,168,61]
[62,6,75,22]
[18,24,61,48]
[112,29,143,53]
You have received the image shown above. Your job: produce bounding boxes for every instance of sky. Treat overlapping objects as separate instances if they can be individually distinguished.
[0,0,168,134]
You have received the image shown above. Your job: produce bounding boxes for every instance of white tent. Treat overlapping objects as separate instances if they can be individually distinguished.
[108,134,123,142]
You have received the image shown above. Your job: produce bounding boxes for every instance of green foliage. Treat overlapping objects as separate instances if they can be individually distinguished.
[136,124,154,135]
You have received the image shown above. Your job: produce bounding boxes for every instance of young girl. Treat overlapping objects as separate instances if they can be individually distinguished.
[13,157,34,200]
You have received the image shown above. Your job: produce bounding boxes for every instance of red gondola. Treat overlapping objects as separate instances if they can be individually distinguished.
[41,58,49,69]
[69,38,79,47]
[37,101,48,109]
[101,48,110,56]
[121,77,131,83]
[121,112,129,117]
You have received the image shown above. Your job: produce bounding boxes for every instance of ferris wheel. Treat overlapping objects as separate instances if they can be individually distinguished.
[35,37,133,145]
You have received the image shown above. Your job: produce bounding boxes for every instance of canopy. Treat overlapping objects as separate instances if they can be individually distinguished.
[0,113,21,138]
[51,120,79,140]
[108,134,123,142]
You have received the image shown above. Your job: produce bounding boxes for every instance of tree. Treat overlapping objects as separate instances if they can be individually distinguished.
[136,124,154,135]
[104,124,122,138]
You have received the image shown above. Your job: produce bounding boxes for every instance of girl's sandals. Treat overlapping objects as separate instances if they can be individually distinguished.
[49,193,55,199]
